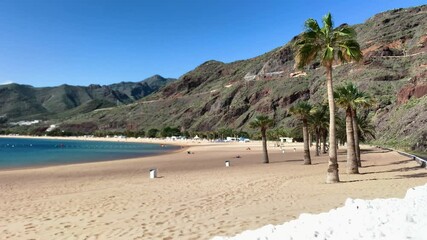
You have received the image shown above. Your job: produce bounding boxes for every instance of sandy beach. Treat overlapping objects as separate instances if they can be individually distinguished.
[0,138,426,239]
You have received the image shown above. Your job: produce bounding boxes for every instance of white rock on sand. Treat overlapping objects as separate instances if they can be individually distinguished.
[213,183,427,240]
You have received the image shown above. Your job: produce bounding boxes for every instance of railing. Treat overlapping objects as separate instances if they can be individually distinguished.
[377,146,426,168]
[396,150,427,168]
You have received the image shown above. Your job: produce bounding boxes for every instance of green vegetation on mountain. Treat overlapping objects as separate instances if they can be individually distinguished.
[0,75,176,121]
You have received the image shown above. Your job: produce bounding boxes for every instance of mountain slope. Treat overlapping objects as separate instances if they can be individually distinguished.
[0,75,176,120]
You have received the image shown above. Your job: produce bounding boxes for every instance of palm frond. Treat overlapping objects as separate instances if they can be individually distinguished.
[293,12,362,70]
[309,103,329,132]
[334,25,356,39]
[322,12,334,31]
[302,30,322,42]
[338,40,363,62]
[249,115,274,130]
[356,114,376,141]
[322,46,335,63]
[334,83,359,110]
[336,49,348,63]
[304,18,320,32]
[289,101,313,120]
[295,43,321,69]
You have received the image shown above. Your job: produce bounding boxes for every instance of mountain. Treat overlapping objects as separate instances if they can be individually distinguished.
[0,75,176,120]
[4,5,427,152]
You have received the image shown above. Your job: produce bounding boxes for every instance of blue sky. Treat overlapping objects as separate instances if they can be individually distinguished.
[0,0,425,87]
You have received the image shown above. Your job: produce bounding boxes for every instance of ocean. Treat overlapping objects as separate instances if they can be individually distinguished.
[0,137,178,169]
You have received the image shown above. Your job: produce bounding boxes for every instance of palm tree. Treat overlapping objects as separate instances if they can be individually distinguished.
[356,113,376,142]
[334,83,370,174]
[290,101,313,165]
[249,115,274,164]
[307,120,320,156]
[351,93,374,167]
[294,13,363,183]
[335,114,347,147]
[309,104,329,156]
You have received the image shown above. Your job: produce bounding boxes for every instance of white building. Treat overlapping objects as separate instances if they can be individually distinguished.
[45,124,57,132]
[279,137,293,143]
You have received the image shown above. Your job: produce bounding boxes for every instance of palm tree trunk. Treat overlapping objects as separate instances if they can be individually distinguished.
[261,129,269,164]
[315,129,320,156]
[322,129,327,154]
[309,133,313,147]
[346,107,359,174]
[302,119,311,164]
[352,109,361,167]
[325,66,339,183]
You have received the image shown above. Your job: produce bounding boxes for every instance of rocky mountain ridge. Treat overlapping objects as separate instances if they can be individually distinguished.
[0,75,176,121]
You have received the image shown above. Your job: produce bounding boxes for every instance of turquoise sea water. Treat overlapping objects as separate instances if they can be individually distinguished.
[0,138,178,169]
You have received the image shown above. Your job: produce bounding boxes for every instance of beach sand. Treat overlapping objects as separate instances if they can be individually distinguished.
[0,139,425,239]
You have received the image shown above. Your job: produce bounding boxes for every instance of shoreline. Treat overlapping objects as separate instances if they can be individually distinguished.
[0,135,191,172]
[0,146,188,173]
[0,134,195,146]
[0,134,273,147]
[0,140,425,239]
